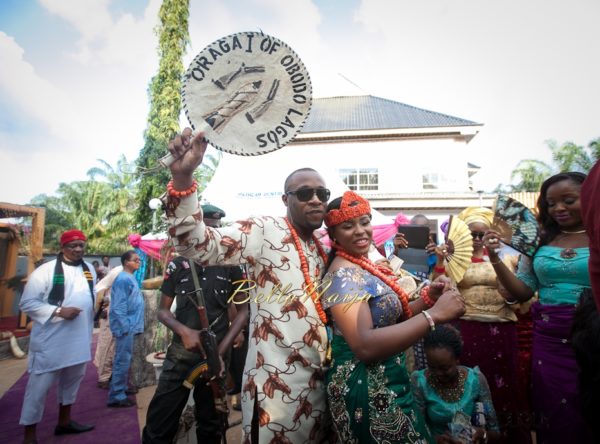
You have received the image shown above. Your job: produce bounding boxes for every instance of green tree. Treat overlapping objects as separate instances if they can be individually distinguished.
[197,150,222,195]
[507,138,599,191]
[53,180,113,252]
[28,194,69,252]
[87,156,138,253]
[135,0,190,234]
[29,156,138,254]
[509,160,553,192]
[588,137,600,161]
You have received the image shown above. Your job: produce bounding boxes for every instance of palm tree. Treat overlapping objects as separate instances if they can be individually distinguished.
[29,157,139,254]
[509,160,553,192]
[55,180,113,251]
[87,156,138,252]
[588,138,600,161]
[28,194,70,252]
[196,151,222,195]
[508,138,599,191]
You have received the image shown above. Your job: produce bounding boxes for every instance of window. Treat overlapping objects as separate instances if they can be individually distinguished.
[422,170,458,190]
[339,168,378,191]
[422,172,439,190]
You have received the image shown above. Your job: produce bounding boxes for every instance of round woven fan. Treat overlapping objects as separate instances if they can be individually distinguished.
[182,31,312,156]
[492,195,540,257]
[445,216,473,283]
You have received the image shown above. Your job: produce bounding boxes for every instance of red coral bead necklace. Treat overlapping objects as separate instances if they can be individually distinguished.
[284,218,329,324]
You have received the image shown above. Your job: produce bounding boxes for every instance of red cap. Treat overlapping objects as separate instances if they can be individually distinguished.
[60,229,87,246]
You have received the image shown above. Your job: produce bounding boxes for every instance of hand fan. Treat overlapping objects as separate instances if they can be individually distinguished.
[445,216,473,283]
[184,32,311,157]
[492,195,540,257]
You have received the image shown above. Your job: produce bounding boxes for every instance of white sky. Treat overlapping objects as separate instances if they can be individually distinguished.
[1,0,599,204]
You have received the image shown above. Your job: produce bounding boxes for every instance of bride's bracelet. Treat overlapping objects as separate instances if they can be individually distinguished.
[420,286,436,308]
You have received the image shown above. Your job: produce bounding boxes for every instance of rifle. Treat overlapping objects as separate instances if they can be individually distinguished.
[186,260,229,444]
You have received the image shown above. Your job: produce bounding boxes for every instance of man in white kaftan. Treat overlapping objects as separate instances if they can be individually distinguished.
[19,229,96,443]
[165,128,332,444]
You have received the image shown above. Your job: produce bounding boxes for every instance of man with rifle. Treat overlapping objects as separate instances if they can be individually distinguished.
[142,204,248,444]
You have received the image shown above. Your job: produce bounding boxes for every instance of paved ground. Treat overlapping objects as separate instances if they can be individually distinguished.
[0,343,242,443]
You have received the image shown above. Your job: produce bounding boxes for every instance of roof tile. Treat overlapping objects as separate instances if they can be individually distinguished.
[301,95,478,133]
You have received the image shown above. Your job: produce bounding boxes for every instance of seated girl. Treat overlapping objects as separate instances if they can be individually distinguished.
[411,324,501,444]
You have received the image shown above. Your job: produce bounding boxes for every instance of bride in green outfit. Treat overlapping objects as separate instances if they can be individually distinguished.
[320,191,466,443]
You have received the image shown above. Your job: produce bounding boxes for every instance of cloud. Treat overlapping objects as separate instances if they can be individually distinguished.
[0,32,79,140]
[0,1,164,204]
[3,0,599,205]
[40,0,113,63]
[351,0,600,190]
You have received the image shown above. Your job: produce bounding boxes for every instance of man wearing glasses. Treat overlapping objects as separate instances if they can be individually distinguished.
[107,250,144,407]
[19,229,96,444]
[162,128,332,443]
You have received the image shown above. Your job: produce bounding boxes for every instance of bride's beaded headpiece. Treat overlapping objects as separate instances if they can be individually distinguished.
[324,191,371,227]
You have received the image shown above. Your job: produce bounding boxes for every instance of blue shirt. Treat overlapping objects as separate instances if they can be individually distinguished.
[109,271,144,337]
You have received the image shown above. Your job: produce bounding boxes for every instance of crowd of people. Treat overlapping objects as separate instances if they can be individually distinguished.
[14,127,599,444]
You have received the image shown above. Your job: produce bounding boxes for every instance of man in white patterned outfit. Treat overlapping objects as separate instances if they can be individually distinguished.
[164,128,332,443]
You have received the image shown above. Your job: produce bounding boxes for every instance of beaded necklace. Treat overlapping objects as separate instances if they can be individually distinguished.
[426,366,467,403]
[335,248,413,319]
[284,218,329,324]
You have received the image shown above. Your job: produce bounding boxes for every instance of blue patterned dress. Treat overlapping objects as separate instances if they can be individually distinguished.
[322,267,432,444]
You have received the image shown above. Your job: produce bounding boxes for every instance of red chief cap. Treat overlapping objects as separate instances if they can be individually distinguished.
[60,229,87,246]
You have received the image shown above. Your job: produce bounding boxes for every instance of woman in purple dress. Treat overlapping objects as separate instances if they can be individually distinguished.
[485,172,592,444]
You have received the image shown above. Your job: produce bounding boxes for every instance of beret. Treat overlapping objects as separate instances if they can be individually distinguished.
[201,204,226,219]
[60,229,87,246]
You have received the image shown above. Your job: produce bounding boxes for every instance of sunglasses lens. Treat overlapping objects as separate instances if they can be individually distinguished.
[295,189,314,201]
[471,232,484,239]
[316,189,330,202]
[291,188,331,202]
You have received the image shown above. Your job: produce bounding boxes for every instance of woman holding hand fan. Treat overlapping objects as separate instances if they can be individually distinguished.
[435,207,529,443]
[485,172,592,444]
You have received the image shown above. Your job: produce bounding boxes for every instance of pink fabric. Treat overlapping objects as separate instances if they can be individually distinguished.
[127,234,166,260]
[318,213,410,247]
[371,213,411,246]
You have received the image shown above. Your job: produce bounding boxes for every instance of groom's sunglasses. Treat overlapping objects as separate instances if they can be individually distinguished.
[286,187,331,202]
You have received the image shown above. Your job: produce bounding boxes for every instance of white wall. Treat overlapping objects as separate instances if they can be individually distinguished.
[284,137,471,193]
[201,134,472,222]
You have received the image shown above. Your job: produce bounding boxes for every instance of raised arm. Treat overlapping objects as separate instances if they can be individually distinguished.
[168,128,208,190]
[484,230,535,302]
[163,129,265,267]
